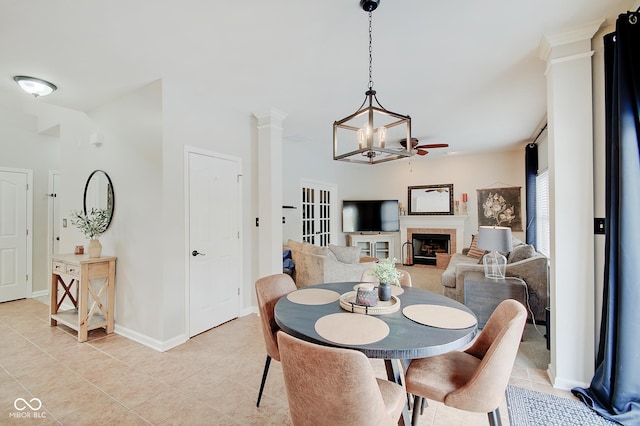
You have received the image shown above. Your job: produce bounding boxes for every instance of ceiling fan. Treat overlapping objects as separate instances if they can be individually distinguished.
[399,138,449,156]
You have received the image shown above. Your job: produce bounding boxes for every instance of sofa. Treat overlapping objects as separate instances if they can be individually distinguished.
[285,239,376,288]
[441,237,549,323]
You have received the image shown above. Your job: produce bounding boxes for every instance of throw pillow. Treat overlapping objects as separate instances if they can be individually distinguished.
[301,241,332,258]
[286,239,303,252]
[329,244,361,264]
[466,234,487,259]
[508,244,535,263]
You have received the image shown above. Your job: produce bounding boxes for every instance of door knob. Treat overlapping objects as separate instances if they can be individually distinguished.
[192,250,206,257]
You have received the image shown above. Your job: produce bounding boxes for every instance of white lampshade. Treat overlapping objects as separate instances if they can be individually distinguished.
[13,76,57,97]
[477,226,512,279]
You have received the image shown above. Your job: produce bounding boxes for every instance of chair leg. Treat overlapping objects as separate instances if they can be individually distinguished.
[487,407,502,426]
[411,396,423,426]
[256,355,272,407]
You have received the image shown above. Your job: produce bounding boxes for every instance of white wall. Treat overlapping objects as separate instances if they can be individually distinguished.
[51,81,165,343]
[0,88,60,294]
[283,140,527,254]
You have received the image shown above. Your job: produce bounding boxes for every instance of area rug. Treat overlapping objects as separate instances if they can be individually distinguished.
[506,385,618,425]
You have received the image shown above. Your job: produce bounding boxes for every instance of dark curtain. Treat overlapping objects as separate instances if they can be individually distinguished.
[572,10,640,425]
[525,143,538,246]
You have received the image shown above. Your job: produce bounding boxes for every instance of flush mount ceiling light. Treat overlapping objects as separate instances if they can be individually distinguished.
[13,76,57,97]
[333,0,412,165]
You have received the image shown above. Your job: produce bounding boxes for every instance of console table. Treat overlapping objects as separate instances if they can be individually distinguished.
[50,254,117,342]
[463,271,527,328]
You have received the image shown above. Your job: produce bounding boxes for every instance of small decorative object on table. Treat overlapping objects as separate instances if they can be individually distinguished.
[355,284,378,307]
[372,257,402,302]
[70,208,110,258]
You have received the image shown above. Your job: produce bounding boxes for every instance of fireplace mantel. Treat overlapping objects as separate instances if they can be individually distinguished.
[399,216,468,255]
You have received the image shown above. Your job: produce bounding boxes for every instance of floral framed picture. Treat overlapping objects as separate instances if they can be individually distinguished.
[476,187,523,231]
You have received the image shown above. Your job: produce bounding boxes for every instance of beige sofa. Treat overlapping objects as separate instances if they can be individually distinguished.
[441,240,549,323]
[285,239,376,288]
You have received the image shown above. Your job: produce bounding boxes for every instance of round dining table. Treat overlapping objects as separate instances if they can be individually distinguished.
[274,282,478,425]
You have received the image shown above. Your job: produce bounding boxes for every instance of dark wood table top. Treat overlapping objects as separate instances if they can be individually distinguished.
[274,282,478,360]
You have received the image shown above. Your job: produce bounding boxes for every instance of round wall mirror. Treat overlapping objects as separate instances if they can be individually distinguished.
[83,170,115,232]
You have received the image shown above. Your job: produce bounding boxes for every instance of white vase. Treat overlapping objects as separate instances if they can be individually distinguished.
[88,239,102,258]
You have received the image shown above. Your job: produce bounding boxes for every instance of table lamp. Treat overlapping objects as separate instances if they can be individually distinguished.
[477,226,512,279]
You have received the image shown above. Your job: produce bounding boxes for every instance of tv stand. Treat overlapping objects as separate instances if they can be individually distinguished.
[347,233,395,260]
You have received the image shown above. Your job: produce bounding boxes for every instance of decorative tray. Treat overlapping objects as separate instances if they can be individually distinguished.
[339,291,401,315]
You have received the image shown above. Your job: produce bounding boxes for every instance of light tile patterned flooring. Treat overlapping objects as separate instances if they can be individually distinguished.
[0,298,577,425]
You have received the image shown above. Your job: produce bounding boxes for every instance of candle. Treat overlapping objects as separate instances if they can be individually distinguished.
[462,193,468,202]
[455,200,460,205]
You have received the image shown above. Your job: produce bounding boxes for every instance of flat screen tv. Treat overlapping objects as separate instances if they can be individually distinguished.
[342,200,400,233]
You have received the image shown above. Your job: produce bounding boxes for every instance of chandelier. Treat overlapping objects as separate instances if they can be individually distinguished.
[333,0,412,165]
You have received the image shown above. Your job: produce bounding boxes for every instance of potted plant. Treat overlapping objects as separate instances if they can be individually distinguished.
[70,208,110,258]
[372,257,401,301]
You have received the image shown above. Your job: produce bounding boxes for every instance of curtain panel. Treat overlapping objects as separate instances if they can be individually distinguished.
[572,9,640,425]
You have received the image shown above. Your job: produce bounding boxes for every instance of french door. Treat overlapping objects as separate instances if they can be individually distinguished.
[301,180,336,246]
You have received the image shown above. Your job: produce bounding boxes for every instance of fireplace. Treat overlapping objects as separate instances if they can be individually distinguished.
[412,234,451,265]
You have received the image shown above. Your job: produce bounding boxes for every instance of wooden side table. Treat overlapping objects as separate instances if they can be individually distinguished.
[463,271,527,328]
[50,254,117,342]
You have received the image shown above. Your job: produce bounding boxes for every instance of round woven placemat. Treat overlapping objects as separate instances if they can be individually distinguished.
[403,304,477,329]
[286,288,341,305]
[314,313,390,345]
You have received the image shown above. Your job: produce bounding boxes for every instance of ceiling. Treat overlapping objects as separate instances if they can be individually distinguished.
[1,0,636,155]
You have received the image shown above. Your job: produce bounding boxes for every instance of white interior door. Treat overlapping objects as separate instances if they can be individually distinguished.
[187,150,241,336]
[0,170,29,303]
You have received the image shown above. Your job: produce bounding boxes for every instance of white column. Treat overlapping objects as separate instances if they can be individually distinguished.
[538,20,602,389]
[253,108,288,279]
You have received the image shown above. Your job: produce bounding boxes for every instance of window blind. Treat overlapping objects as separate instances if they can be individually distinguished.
[536,170,550,257]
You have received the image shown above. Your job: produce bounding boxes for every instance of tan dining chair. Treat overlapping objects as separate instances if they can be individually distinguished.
[277,331,406,426]
[405,299,526,426]
[255,273,297,407]
[360,267,413,287]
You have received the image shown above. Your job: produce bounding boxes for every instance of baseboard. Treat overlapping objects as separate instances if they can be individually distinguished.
[242,306,258,316]
[114,324,188,352]
[110,307,257,352]
[547,364,590,390]
[30,289,48,299]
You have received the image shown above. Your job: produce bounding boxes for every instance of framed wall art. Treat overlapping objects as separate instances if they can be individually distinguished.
[476,186,523,231]
[408,184,454,215]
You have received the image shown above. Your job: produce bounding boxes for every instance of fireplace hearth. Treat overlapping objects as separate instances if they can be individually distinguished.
[412,233,451,265]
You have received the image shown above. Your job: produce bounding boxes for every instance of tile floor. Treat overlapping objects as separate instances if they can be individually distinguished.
[0,298,576,425]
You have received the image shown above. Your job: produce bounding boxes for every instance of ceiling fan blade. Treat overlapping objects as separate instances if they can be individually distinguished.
[415,143,449,149]
[417,149,429,156]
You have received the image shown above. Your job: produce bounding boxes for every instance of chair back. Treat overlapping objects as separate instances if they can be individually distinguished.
[445,299,527,412]
[255,274,297,361]
[277,331,399,426]
[360,267,412,287]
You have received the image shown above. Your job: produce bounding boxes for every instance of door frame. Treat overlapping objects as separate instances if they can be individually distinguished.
[0,167,33,299]
[47,171,60,285]
[183,146,243,337]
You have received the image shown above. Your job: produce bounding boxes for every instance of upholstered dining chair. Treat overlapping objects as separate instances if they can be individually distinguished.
[361,267,413,287]
[255,273,297,407]
[277,331,406,426]
[404,299,526,426]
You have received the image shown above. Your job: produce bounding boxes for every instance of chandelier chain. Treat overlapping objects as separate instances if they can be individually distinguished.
[368,11,373,90]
